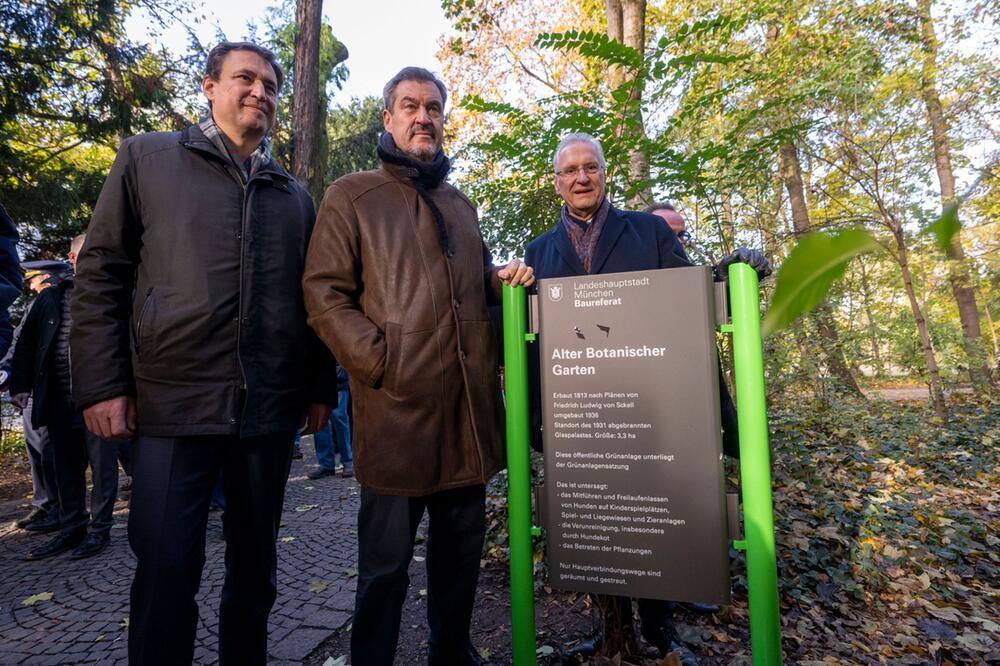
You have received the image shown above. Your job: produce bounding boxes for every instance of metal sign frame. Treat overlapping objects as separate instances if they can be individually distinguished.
[501,262,782,665]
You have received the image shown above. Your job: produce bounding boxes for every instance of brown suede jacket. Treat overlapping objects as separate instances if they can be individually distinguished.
[303,162,505,496]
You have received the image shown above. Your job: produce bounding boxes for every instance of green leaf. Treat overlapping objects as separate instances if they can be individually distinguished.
[925,204,960,253]
[308,580,329,593]
[21,591,54,606]
[762,230,881,336]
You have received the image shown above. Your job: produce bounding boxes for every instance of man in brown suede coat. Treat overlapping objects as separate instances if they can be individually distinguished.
[303,67,533,665]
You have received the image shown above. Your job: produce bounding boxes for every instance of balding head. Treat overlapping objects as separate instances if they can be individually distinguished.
[69,234,86,270]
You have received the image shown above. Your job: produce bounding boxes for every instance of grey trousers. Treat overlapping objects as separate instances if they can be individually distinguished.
[23,398,56,512]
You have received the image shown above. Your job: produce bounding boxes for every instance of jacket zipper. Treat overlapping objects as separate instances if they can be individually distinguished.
[235,170,282,427]
[181,136,291,430]
[235,180,249,405]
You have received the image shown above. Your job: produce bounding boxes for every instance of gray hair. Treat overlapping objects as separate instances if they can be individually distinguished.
[383,67,448,110]
[553,133,606,172]
[642,202,676,214]
[205,41,284,92]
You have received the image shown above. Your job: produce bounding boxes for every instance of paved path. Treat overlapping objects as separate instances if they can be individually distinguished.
[0,440,360,665]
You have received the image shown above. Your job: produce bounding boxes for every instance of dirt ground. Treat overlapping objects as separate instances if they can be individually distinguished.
[0,450,32,503]
[303,529,751,666]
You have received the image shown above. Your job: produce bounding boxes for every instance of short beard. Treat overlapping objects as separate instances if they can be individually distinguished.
[405,145,439,163]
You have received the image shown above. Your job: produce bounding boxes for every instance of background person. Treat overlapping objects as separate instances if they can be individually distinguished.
[11,236,121,560]
[5,260,68,533]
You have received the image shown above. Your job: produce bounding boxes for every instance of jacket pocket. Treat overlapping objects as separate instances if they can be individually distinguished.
[383,321,402,393]
[135,288,156,362]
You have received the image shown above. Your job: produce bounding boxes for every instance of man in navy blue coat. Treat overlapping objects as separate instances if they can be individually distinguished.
[525,133,769,664]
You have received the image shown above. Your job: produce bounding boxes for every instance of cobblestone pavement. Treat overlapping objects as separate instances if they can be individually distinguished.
[0,439,360,665]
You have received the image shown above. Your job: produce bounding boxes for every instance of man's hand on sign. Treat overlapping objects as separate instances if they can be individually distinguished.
[498,258,535,287]
[83,395,137,440]
[714,247,772,282]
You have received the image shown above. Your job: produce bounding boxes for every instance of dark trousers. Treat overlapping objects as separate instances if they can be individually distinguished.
[127,432,294,666]
[45,395,119,535]
[352,484,486,666]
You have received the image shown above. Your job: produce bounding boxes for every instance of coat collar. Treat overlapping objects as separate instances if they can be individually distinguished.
[178,125,291,183]
[552,204,628,275]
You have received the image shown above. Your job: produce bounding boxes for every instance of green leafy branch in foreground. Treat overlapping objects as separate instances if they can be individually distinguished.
[762,229,882,337]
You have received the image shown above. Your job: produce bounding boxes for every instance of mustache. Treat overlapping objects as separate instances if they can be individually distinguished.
[411,123,436,137]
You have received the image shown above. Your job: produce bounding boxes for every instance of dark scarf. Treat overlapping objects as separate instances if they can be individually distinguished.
[377,132,454,256]
[561,198,610,272]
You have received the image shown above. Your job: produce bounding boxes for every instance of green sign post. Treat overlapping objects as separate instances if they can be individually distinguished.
[502,282,538,666]
[723,263,783,665]
[501,261,782,665]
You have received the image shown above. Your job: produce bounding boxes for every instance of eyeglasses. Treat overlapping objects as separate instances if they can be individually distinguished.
[677,230,691,243]
[555,163,604,179]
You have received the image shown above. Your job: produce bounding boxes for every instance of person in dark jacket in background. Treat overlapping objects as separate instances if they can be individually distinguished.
[5,260,66,533]
[70,41,337,666]
[11,237,121,560]
[643,201,741,461]
[525,133,770,665]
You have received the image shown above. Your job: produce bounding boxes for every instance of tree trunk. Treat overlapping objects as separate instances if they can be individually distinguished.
[917,0,994,392]
[777,141,867,399]
[606,0,651,208]
[984,304,999,361]
[858,259,884,375]
[594,595,638,658]
[292,0,323,197]
[892,228,949,420]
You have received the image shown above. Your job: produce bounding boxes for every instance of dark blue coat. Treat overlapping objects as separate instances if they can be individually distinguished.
[524,206,690,277]
[524,204,739,457]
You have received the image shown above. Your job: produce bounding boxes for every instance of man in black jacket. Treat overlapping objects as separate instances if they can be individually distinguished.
[71,41,337,666]
[6,260,65,533]
[11,238,121,560]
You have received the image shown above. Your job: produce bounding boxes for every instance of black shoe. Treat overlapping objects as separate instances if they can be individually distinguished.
[679,602,719,614]
[649,624,699,666]
[563,631,602,658]
[70,532,110,559]
[341,462,354,478]
[292,443,303,460]
[428,644,487,665]
[307,467,338,480]
[22,512,61,533]
[664,640,699,666]
[25,530,85,560]
[15,507,48,529]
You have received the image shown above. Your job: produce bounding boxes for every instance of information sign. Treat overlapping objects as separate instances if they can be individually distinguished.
[538,266,730,603]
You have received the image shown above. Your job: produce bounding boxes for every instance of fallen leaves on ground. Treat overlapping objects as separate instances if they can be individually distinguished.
[484,396,1000,665]
[308,580,329,593]
[21,591,53,606]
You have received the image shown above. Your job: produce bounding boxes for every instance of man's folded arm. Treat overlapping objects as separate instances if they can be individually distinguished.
[303,183,386,389]
[70,141,141,408]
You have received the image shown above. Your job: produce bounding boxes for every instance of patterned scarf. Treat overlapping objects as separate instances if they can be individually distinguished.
[198,115,271,183]
[560,198,610,272]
